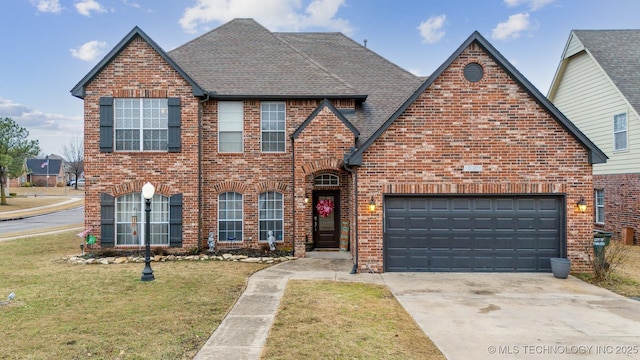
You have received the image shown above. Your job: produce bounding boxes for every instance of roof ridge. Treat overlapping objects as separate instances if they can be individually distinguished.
[274,32,359,94]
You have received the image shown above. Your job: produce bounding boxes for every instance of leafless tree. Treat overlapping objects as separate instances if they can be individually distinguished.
[63,137,84,190]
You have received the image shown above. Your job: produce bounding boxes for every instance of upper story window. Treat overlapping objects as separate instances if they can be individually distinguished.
[115,192,169,246]
[314,174,339,186]
[219,101,244,153]
[595,189,605,224]
[114,98,168,151]
[613,112,627,151]
[261,102,286,152]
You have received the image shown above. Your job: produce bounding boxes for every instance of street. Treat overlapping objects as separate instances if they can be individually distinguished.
[0,206,84,236]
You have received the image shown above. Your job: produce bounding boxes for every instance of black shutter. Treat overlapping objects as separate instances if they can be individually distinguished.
[169,193,183,247]
[99,97,114,153]
[100,193,115,247]
[167,97,181,152]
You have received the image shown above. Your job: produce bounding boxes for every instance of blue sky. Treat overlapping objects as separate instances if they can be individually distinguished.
[2,0,640,156]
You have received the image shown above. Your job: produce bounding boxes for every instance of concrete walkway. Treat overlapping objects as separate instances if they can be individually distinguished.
[194,256,640,360]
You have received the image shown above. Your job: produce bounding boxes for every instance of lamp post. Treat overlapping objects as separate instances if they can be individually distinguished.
[141,182,155,281]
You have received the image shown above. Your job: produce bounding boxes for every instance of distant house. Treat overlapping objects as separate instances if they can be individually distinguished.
[71,19,605,273]
[25,157,64,187]
[548,30,639,245]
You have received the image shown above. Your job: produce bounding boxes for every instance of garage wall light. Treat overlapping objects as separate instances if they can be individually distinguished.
[577,197,587,213]
[304,193,309,204]
[368,196,376,212]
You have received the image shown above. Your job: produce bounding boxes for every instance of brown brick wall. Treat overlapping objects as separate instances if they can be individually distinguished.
[356,44,594,272]
[82,35,200,250]
[594,173,640,245]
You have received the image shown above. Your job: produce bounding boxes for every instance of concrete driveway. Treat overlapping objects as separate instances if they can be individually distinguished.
[381,273,640,360]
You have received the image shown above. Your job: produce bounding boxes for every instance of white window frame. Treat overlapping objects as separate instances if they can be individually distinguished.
[259,191,284,242]
[314,173,339,186]
[219,101,244,153]
[218,192,243,242]
[595,189,605,224]
[114,98,168,152]
[260,101,286,153]
[115,192,169,246]
[613,112,628,151]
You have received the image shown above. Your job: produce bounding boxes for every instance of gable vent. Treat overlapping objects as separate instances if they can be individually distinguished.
[464,62,484,82]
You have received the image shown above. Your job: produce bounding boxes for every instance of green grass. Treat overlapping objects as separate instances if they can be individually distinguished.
[0,231,268,359]
[261,280,445,360]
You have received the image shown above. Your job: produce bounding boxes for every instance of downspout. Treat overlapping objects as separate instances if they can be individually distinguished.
[343,163,358,274]
[197,93,210,252]
[291,137,296,257]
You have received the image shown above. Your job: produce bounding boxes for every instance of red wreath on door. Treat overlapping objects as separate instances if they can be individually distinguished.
[316,199,335,217]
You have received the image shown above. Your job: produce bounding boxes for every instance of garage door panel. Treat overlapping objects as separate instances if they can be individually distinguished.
[384,196,563,272]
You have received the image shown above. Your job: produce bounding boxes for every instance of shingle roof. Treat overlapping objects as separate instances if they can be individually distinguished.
[26,158,62,175]
[168,19,363,99]
[168,19,423,143]
[572,30,640,116]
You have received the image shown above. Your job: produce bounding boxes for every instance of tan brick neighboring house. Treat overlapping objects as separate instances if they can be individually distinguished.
[71,19,606,273]
[549,30,640,245]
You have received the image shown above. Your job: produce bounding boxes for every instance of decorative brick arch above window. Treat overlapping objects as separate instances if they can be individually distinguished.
[301,158,343,176]
[256,180,288,193]
[212,181,249,194]
[110,181,174,198]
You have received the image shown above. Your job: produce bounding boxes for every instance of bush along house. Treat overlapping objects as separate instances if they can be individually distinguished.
[71,19,606,273]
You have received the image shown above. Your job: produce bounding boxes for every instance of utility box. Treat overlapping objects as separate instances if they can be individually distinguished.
[622,227,634,246]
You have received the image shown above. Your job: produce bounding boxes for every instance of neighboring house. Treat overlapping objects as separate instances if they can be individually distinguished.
[548,30,639,245]
[71,19,605,273]
[25,157,64,187]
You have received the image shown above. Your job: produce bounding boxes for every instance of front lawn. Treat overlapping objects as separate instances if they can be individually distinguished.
[0,231,268,359]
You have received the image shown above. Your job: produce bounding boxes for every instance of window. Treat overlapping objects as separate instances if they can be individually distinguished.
[219,101,243,152]
[613,113,627,151]
[314,173,339,186]
[259,192,283,242]
[219,192,243,241]
[595,189,604,224]
[261,102,286,152]
[114,98,168,151]
[115,192,169,246]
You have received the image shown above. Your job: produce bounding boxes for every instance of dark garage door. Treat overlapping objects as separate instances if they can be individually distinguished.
[384,196,564,272]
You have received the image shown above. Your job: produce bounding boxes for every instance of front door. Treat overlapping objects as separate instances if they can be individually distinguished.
[313,190,340,248]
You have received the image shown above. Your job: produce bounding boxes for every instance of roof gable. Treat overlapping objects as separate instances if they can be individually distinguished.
[567,30,640,117]
[347,31,607,166]
[71,26,205,99]
[292,99,360,139]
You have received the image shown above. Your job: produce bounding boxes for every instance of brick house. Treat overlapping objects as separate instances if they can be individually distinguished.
[549,30,640,245]
[72,19,605,273]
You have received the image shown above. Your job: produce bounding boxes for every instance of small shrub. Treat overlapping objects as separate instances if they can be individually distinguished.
[154,247,169,256]
[21,182,33,187]
[9,192,17,197]
[188,247,200,255]
[590,240,630,283]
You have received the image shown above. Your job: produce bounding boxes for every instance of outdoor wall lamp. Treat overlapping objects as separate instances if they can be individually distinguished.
[140,182,155,282]
[304,193,309,204]
[577,197,587,213]
[368,196,376,212]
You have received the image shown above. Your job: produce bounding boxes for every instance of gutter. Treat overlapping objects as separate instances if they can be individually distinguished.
[198,93,210,251]
[343,163,358,274]
[291,137,296,257]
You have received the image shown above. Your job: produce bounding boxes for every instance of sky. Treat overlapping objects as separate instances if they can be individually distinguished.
[2,0,640,157]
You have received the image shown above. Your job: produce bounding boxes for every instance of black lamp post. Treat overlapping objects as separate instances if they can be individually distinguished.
[140,182,155,281]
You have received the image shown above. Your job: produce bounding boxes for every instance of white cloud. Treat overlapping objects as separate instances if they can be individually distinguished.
[0,97,83,156]
[179,0,352,35]
[492,13,530,41]
[417,14,446,44]
[70,40,107,61]
[32,0,62,13]
[504,0,555,11]
[75,0,106,16]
